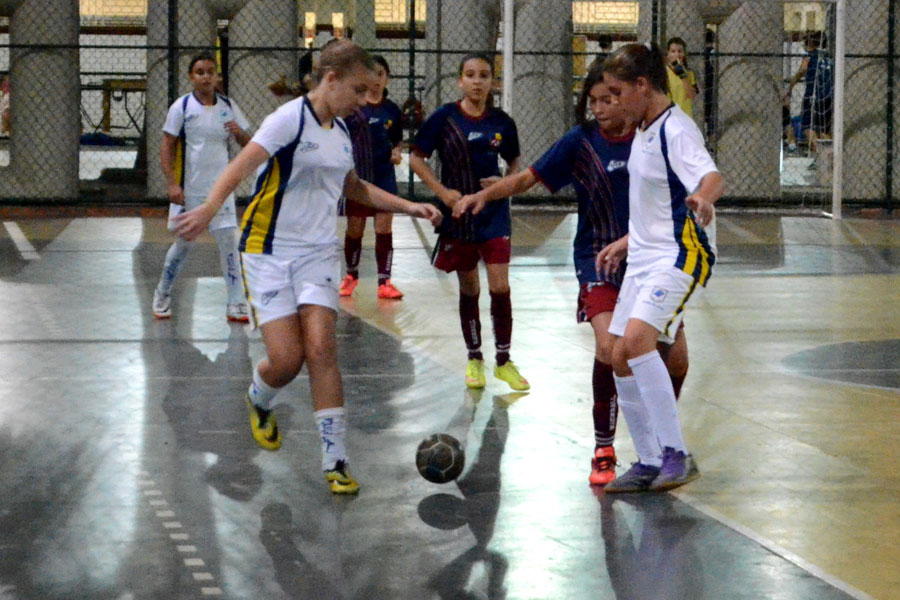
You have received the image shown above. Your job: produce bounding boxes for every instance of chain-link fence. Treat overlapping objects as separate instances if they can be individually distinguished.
[0,1,894,212]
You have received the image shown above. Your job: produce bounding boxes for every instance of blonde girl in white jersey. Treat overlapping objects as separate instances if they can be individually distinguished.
[173,41,442,495]
[598,43,725,493]
[153,53,252,322]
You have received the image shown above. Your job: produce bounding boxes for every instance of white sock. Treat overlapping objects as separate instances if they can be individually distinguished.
[248,363,280,410]
[157,236,192,295]
[212,227,245,304]
[314,407,348,472]
[614,374,662,467]
[628,350,687,453]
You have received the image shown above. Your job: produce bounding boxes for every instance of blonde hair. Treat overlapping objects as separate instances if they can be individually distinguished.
[312,39,374,85]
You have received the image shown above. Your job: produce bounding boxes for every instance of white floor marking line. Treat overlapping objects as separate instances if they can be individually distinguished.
[3,222,40,260]
[675,492,875,600]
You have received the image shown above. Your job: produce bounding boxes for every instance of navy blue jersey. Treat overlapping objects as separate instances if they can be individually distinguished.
[345,98,403,194]
[531,122,632,286]
[413,102,520,242]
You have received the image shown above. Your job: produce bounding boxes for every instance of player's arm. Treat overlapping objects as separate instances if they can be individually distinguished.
[686,171,725,228]
[343,169,442,227]
[172,142,270,240]
[225,123,251,147]
[159,132,184,205]
[454,169,537,218]
[409,151,461,208]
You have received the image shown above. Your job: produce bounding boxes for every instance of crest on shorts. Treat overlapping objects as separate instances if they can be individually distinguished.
[650,287,668,303]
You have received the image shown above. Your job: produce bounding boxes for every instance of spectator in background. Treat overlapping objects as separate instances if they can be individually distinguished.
[665,37,698,118]
[789,31,833,154]
[597,34,613,64]
[0,75,10,135]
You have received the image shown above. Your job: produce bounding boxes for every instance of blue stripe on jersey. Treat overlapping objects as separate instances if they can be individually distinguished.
[659,118,715,285]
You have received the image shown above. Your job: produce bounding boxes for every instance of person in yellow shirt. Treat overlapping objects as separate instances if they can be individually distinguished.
[665,37,698,117]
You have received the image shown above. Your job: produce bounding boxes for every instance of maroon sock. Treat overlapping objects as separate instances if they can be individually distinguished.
[459,292,482,360]
[490,290,512,366]
[592,359,618,448]
[344,234,362,278]
[671,371,686,401]
[375,232,393,285]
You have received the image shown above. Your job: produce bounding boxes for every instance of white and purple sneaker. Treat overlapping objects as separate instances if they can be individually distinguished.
[604,462,661,493]
[650,446,700,491]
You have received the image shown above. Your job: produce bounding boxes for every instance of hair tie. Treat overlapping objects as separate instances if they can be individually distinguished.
[644,41,653,51]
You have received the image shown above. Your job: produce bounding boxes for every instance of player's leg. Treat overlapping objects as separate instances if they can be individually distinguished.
[483,239,528,391]
[340,215,365,296]
[374,211,402,299]
[247,314,306,451]
[153,234,192,319]
[457,266,486,389]
[210,226,249,322]
[298,302,358,494]
[658,324,688,399]
[589,309,618,485]
[620,269,701,491]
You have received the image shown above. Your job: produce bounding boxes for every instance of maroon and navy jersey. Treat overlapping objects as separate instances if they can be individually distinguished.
[530,122,632,286]
[344,98,403,194]
[413,102,520,242]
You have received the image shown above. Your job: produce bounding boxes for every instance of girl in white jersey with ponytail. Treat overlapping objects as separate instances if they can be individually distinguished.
[153,53,252,322]
[173,41,442,495]
[598,43,725,493]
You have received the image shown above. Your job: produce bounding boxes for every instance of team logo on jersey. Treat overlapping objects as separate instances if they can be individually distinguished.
[650,287,668,303]
[607,160,627,171]
[467,132,483,141]
[220,111,228,118]
[343,145,351,154]
[385,119,393,130]
[489,132,502,149]
[369,117,380,125]
[299,141,319,152]
[185,114,198,123]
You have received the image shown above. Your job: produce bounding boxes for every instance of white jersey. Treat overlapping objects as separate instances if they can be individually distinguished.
[626,104,718,285]
[240,96,354,257]
[163,92,250,197]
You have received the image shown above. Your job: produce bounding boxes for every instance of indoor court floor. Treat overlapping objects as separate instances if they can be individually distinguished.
[0,209,897,599]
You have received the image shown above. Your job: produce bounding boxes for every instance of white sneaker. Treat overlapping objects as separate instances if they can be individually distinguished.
[152,288,172,319]
[226,302,250,323]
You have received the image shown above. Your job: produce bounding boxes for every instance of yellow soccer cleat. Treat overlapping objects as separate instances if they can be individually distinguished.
[325,460,359,495]
[494,360,530,391]
[465,358,486,389]
[246,397,281,451]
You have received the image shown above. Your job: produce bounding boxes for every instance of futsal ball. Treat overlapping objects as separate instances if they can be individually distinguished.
[416,433,465,484]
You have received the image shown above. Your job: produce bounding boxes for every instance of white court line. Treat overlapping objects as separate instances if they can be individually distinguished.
[675,492,875,600]
[3,222,40,260]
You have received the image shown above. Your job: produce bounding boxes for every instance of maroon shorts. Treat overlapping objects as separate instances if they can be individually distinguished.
[344,198,385,218]
[577,281,620,323]
[432,236,511,273]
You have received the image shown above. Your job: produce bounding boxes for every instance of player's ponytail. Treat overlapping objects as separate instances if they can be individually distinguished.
[602,42,669,95]
[576,58,606,127]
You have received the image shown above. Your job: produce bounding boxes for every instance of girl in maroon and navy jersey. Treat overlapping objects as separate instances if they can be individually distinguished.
[339,55,406,299]
[410,53,529,392]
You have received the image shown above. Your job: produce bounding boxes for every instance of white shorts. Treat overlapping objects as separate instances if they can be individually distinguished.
[240,250,340,328]
[608,266,702,345]
[168,194,237,232]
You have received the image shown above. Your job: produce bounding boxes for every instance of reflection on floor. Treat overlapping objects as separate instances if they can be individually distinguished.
[0,212,897,599]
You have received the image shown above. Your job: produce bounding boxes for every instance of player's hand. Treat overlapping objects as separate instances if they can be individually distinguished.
[167,184,185,205]
[439,188,462,210]
[479,176,500,189]
[686,194,715,228]
[453,194,487,218]
[595,235,628,278]
[411,202,443,227]
[171,202,216,241]
[224,120,243,137]
[390,147,403,165]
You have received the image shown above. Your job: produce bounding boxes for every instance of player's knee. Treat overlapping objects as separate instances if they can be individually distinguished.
[610,340,630,376]
[303,338,337,369]
[266,351,303,385]
[596,337,615,365]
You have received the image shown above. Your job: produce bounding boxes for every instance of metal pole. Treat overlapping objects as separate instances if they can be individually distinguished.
[651,0,659,43]
[408,0,416,202]
[167,0,177,105]
[501,0,514,114]
[435,0,442,109]
[831,0,845,219]
[888,0,896,212]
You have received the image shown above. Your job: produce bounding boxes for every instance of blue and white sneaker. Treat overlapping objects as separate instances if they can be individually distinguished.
[603,462,661,493]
